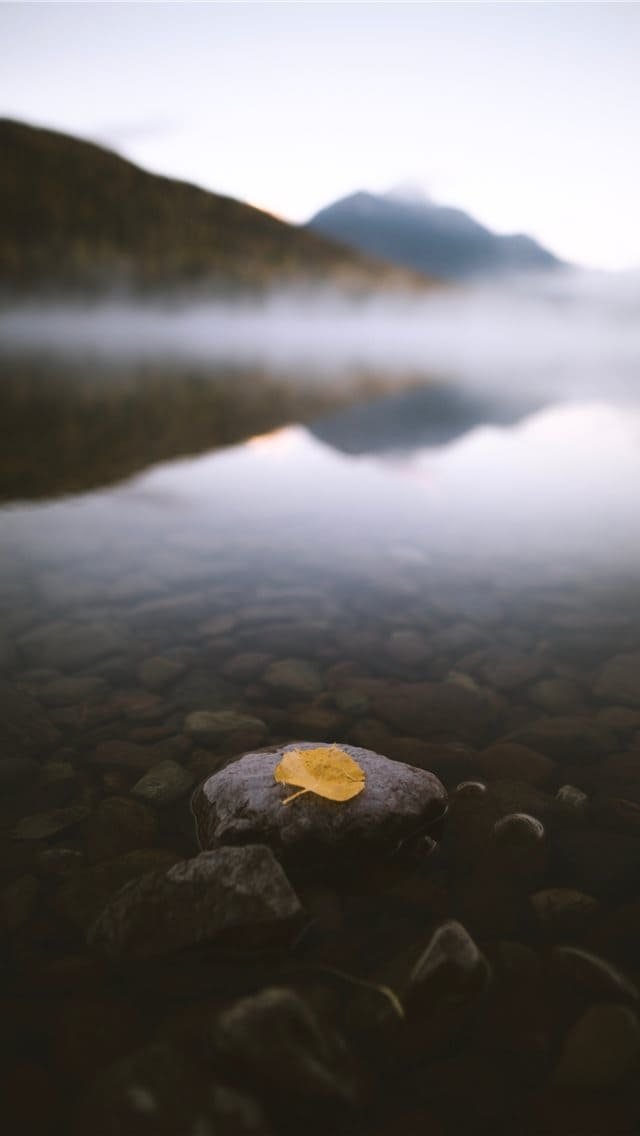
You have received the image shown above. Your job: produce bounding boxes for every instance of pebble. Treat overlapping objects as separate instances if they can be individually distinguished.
[373,678,499,741]
[529,887,600,936]
[17,620,126,671]
[12,804,91,840]
[130,759,194,806]
[85,797,158,862]
[554,1003,640,1086]
[263,657,324,697]
[491,812,547,884]
[222,652,273,679]
[403,920,491,1019]
[0,679,60,758]
[556,784,590,819]
[509,717,616,762]
[214,986,357,1110]
[184,708,267,746]
[38,675,107,706]
[594,653,640,708]
[137,656,185,692]
[72,1043,212,1136]
[475,742,555,787]
[528,677,585,714]
[548,946,639,1004]
[90,739,175,774]
[386,629,431,666]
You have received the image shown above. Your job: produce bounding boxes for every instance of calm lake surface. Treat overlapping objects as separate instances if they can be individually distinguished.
[3,287,640,1135]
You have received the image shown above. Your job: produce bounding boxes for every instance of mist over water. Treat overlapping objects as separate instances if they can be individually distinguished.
[2,267,640,576]
[2,269,640,402]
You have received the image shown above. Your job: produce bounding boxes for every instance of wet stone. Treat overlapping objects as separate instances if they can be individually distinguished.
[88,845,303,960]
[548,946,639,1005]
[373,678,500,742]
[263,657,324,697]
[553,1003,640,1087]
[491,812,547,884]
[73,1043,211,1136]
[386,629,431,666]
[184,709,268,746]
[90,739,175,774]
[137,656,185,692]
[509,716,616,762]
[214,986,357,1113]
[403,920,491,1020]
[0,680,60,758]
[192,743,447,872]
[38,675,107,707]
[17,620,126,671]
[130,759,194,807]
[475,742,555,787]
[36,847,85,878]
[529,887,600,936]
[594,653,640,708]
[222,652,273,680]
[471,645,546,691]
[12,803,91,841]
[556,784,590,819]
[86,797,158,863]
[528,677,585,714]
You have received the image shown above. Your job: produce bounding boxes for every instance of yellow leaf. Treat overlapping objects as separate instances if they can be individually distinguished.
[274,744,366,805]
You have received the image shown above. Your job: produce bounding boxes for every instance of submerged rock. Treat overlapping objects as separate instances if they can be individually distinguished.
[553,1003,640,1087]
[263,657,324,697]
[373,679,499,742]
[87,845,303,960]
[73,1043,247,1136]
[192,743,447,870]
[0,680,60,758]
[184,709,267,746]
[130,759,194,806]
[594,653,640,708]
[214,987,357,1112]
[403,920,491,1019]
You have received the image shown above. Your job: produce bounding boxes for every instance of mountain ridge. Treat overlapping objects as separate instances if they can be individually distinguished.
[308,189,565,281]
[0,119,430,296]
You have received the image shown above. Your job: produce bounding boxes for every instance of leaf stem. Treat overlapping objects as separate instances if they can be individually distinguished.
[282,787,311,805]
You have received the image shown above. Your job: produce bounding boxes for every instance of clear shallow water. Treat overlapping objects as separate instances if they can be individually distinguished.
[3,329,640,1135]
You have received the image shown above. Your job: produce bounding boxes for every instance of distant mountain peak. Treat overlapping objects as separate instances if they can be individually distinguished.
[308,189,565,281]
[384,181,433,207]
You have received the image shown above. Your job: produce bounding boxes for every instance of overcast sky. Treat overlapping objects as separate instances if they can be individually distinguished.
[3,2,640,270]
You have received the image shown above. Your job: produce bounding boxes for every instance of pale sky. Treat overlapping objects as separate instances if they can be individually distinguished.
[3,2,640,270]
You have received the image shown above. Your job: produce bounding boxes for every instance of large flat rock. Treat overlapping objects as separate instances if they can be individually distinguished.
[192,743,447,868]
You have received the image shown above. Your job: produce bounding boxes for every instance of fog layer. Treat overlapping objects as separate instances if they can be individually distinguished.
[2,269,640,401]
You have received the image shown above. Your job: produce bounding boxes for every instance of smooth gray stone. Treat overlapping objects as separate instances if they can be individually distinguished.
[192,742,447,868]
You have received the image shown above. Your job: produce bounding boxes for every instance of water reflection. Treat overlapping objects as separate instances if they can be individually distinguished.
[4,309,640,1135]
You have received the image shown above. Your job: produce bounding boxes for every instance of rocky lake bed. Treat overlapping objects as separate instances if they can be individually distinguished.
[3,518,640,1136]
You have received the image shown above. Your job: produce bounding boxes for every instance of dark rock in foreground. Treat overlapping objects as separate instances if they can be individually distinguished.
[192,743,447,869]
[87,845,303,960]
[214,987,358,1113]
